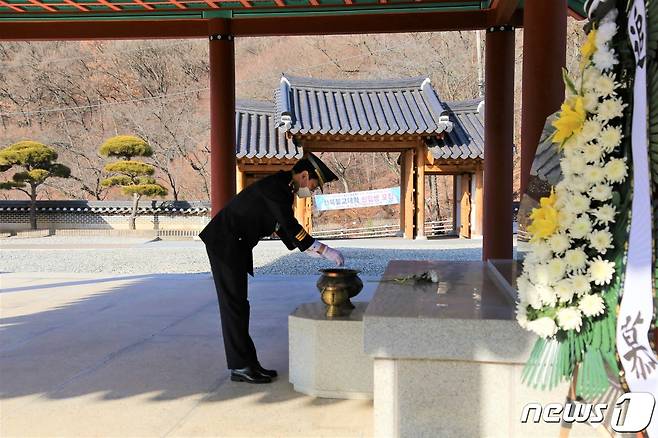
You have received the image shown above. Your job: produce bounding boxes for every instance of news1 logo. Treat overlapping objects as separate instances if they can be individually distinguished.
[521,392,656,432]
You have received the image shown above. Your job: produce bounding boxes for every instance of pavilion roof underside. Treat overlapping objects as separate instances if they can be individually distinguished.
[0,0,584,22]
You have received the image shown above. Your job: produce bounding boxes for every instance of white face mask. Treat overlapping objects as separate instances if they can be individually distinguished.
[296,186,313,198]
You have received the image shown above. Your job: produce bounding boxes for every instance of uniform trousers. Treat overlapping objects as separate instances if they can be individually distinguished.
[205,244,258,369]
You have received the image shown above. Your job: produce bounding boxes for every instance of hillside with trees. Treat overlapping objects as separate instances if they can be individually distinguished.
[0,25,584,228]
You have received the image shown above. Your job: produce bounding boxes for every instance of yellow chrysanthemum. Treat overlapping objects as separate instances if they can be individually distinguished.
[552,96,586,145]
[580,29,598,67]
[528,191,560,241]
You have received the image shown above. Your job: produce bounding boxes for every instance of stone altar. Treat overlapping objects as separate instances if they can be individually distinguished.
[363,260,595,438]
[289,301,373,400]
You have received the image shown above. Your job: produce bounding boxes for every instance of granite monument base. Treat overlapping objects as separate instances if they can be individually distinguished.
[289,302,373,400]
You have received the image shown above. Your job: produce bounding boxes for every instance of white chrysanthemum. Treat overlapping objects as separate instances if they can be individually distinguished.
[557,307,583,332]
[596,22,618,47]
[579,294,606,317]
[583,165,606,185]
[597,98,625,122]
[557,209,577,231]
[593,47,618,71]
[573,177,592,193]
[548,233,570,254]
[571,274,592,296]
[569,153,587,174]
[569,215,593,239]
[590,229,614,254]
[547,258,567,283]
[530,241,553,263]
[527,286,543,310]
[599,125,622,152]
[580,119,602,142]
[565,247,588,272]
[516,301,529,328]
[528,317,558,338]
[593,73,617,98]
[592,204,617,226]
[589,257,616,285]
[582,67,600,91]
[582,143,604,163]
[605,158,627,183]
[530,264,552,286]
[518,274,543,310]
[537,284,558,307]
[601,7,618,24]
[555,279,575,303]
[559,175,584,194]
[564,194,591,216]
[583,92,600,113]
[589,184,613,202]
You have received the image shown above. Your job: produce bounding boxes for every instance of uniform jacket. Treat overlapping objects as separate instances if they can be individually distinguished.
[199,171,315,275]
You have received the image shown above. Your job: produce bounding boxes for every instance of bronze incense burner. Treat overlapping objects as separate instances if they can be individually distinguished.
[316,268,363,318]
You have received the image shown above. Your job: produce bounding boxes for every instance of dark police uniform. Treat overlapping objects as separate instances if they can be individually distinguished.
[199,170,315,369]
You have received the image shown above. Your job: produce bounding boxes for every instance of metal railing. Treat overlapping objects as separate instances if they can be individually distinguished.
[2,220,456,241]
[424,219,454,237]
[313,219,455,239]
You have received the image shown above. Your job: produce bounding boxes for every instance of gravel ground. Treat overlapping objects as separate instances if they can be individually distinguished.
[0,237,514,276]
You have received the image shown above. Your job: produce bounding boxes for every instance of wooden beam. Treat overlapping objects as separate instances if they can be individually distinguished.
[239,164,293,173]
[400,149,414,239]
[235,164,246,193]
[459,173,471,238]
[423,145,434,165]
[303,140,415,152]
[0,19,208,40]
[230,9,495,37]
[414,144,426,239]
[209,17,235,215]
[425,164,478,174]
[0,8,524,41]
[487,0,518,26]
[473,168,483,236]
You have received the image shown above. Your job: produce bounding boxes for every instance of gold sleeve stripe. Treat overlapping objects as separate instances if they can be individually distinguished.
[295,229,308,240]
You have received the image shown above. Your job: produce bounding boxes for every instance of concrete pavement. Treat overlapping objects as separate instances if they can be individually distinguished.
[1,272,377,437]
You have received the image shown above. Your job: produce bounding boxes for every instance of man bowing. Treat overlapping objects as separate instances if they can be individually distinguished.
[199,152,344,384]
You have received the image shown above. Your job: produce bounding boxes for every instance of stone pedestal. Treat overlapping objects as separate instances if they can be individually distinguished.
[364,260,596,438]
[289,302,373,400]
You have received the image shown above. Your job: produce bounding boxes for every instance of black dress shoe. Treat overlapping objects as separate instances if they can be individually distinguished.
[254,362,278,378]
[230,366,272,384]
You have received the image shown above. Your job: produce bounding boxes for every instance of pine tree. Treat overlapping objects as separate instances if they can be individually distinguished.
[100,135,168,230]
[0,141,71,230]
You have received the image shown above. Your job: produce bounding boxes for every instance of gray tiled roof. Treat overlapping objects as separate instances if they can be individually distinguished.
[426,98,484,160]
[275,75,453,136]
[235,99,302,160]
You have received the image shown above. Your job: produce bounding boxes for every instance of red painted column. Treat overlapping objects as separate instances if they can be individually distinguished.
[483,26,515,261]
[520,0,567,195]
[209,19,236,216]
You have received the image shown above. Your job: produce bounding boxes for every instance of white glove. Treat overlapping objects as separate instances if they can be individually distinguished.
[305,240,345,266]
[322,245,345,267]
[304,240,324,258]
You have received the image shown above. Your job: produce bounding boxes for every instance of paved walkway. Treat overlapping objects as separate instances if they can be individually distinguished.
[1,272,378,437]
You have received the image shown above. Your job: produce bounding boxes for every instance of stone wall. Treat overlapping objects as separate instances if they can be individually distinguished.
[0,200,210,232]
